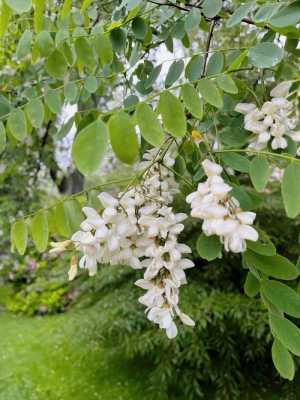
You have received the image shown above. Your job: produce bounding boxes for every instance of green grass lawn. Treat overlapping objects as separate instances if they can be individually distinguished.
[0,265,295,400]
[0,310,155,400]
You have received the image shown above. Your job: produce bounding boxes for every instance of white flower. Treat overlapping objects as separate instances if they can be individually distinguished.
[235,103,256,114]
[270,81,292,98]
[186,159,258,254]
[67,145,195,339]
[49,240,71,255]
[68,256,78,281]
[236,82,299,151]
[202,159,223,176]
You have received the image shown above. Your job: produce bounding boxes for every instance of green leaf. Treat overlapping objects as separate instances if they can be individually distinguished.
[16,29,32,59]
[196,234,222,261]
[181,84,203,119]
[272,339,295,381]
[36,31,54,57]
[185,55,204,82]
[184,8,201,32]
[46,49,68,80]
[226,1,255,27]
[64,82,78,103]
[30,211,48,252]
[244,251,298,280]
[250,156,270,192]
[216,74,238,94]
[270,2,300,28]
[94,33,113,66]
[219,127,248,147]
[84,76,98,93]
[11,219,28,255]
[45,89,62,114]
[132,17,147,40]
[197,79,223,109]
[60,41,76,66]
[124,95,139,110]
[7,109,27,141]
[270,313,300,357]
[247,229,276,256]
[244,271,260,298]
[57,117,74,140]
[75,37,95,67]
[135,103,164,147]
[64,200,84,233]
[33,0,45,33]
[262,280,300,318]
[25,98,44,128]
[54,202,70,237]
[108,112,139,164]
[165,60,184,88]
[72,119,109,176]
[253,4,281,23]
[249,42,283,68]
[0,121,6,153]
[227,50,248,72]
[110,28,126,53]
[144,64,162,89]
[158,91,186,137]
[124,0,142,10]
[221,152,250,173]
[5,0,32,13]
[60,0,72,19]
[206,52,224,75]
[202,0,222,18]
[282,162,300,218]
[0,2,11,38]
[231,185,253,210]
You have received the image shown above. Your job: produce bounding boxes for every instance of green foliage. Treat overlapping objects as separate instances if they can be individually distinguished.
[11,219,28,255]
[30,211,49,252]
[197,79,223,108]
[108,112,139,164]
[135,103,165,147]
[158,91,187,137]
[249,43,283,68]
[243,251,299,280]
[181,84,203,119]
[282,162,300,218]
[196,233,222,261]
[72,119,109,176]
[250,156,270,192]
[272,339,295,381]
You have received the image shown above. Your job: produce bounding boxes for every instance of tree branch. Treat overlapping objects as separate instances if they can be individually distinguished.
[147,0,190,12]
[201,18,217,77]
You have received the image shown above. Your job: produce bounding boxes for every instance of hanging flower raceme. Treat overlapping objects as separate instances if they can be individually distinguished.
[52,145,195,339]
[186,159,258,253]
[235,81,300,151]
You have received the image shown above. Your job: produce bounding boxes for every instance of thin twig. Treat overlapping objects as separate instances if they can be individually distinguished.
[201,19,217,77]
[147,0,190,12]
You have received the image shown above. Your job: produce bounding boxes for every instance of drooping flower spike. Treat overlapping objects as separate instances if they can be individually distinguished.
[186,159,258,253]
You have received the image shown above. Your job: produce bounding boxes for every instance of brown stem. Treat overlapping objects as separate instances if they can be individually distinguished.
[201,19,217,78]
[147,0,189,12]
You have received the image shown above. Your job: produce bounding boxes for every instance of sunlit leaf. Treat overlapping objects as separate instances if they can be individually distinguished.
[72,119,109,176]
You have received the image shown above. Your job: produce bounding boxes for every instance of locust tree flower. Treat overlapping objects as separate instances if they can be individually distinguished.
[235,81,299,151]
[186,159,258,254]
[66,145,194,339]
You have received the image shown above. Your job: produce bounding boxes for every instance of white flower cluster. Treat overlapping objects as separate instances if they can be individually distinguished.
[186,159,258,253]
[235,81,300,151]
[69,146,195,338]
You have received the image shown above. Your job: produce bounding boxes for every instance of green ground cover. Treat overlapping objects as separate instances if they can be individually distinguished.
[0,309,154,400]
